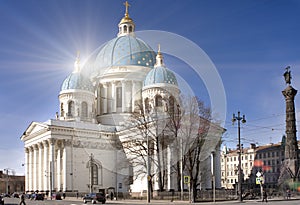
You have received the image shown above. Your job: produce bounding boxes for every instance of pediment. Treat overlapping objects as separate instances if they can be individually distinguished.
[21,121,49,141]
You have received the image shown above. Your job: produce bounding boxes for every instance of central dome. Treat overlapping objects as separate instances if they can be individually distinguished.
[94,35,155,73]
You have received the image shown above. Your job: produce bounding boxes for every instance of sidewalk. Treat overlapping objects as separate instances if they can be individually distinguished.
[63,196,300,204]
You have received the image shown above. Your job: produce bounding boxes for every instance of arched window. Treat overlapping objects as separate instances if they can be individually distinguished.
[67,101,75,117]
[86,157,103,186]
[81,102,88,118]
[155,95,163,107]
[91,163,98,185]
[144,98,150,112]
[129,26,133,32]
[60,103,64,116]
[124,25,127,33]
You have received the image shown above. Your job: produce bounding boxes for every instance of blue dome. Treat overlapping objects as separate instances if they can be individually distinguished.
[144,66,178,87]
[61,72,94,93]
[94,35,155,70]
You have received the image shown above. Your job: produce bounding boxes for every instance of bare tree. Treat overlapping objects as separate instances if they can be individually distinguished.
[121,102,169,193]
[178,96,223,202]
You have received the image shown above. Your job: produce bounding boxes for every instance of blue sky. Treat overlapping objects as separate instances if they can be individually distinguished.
[1,0,300,175]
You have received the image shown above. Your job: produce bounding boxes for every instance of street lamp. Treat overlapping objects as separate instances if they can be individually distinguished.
[3,168,15,195]
[232,111,246,202]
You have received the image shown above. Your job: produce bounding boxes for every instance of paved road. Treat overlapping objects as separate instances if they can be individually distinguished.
[2,197,300,205]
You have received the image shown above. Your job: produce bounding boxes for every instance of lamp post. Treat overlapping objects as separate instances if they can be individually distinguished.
[4,169,9,194]
[4,168,15,195]
[232,111,246,202]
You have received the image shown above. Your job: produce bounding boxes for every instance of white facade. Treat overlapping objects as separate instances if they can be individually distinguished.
[220,144,256,189]
[21,2,224,196]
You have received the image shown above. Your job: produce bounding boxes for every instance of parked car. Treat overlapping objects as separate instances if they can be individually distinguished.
[52,193,62,200]
[0,195,4,205]
[2,193,10,198]
[12,193,19,198]
[33,193,44,200]
[83,193,106,204]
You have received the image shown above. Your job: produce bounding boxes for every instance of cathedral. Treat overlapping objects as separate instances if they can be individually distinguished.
[21,2,223,197]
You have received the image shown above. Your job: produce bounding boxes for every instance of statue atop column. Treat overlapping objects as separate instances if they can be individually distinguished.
[278,66,300,188]
[283,66,291,85]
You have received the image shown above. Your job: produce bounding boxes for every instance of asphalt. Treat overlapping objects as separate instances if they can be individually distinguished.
[62,195,300,204]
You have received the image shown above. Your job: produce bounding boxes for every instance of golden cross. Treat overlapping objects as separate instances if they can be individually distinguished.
[124,1,130,17]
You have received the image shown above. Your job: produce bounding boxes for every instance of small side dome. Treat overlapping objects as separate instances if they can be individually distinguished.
[144,66,178,86]
[144,45,178,87]
[61,55,94,93]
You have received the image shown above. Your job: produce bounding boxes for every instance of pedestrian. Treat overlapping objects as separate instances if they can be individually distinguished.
[63,192,66,199]
[286,189,291,200]
[19,193,26,205]
[76,192,79,199]
[262,190,268,203]
[110,192,113,200]
[171,189,174,202]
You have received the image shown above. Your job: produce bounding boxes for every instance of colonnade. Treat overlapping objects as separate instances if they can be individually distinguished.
[98,80,142,115]
[24,139,72,193]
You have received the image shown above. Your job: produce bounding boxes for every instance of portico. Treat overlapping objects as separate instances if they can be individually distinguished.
[24,138,73,192]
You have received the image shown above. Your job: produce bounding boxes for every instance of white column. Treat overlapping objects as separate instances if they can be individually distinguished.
[131,81,136,112]
[62,140,72,192]
[134,81,142,108]
[28,147,33,191]
[33,144,38,191]
[214,148,222,188]
[25,148,29,191]
[167,145,171,190]
[56,146,61,191]
[49,139,56,192]
[122,81,126,112]
[96,84,101,116]
[107,83,112,113]
[112,81,116,112]
[43,141,49,192]
[102,83,108,114]
[38,143,43,191]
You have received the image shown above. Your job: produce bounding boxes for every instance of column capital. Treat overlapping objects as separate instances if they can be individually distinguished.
[282,86,297,100]
[102,82,108,88]
[62,139,72,147]
[38,142,44,149]
[43,140,49,147]
[48,138,56,145]
[121,80,128,85]
[33,144,39,150]
[56,140,62,148]
[28,146,34,152]
[25,147,30,153]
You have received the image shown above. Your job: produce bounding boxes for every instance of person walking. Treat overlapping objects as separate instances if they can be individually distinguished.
[286,189,291,200]
[262,190,268,203]
[19,193,26,205]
